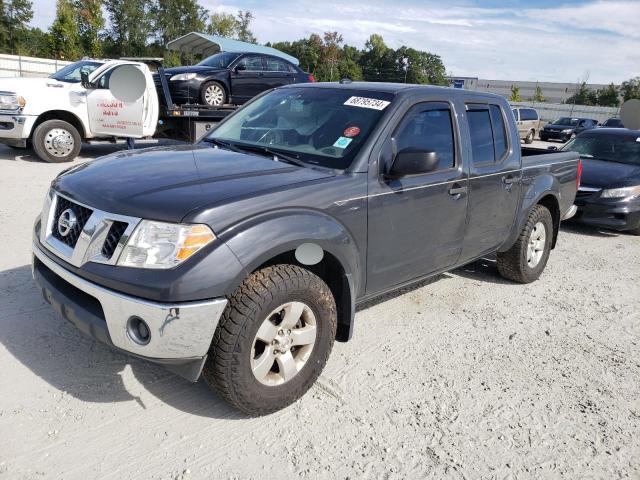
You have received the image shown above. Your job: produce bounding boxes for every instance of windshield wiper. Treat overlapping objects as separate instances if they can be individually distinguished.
[231,143,307,168]
[202,137,244,153]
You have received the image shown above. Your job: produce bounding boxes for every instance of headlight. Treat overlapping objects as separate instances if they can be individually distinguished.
[600,185,640,199]
[561,129,573,133]
[170,73,197,81]
[118,220,216,269]
[0,92,25,110]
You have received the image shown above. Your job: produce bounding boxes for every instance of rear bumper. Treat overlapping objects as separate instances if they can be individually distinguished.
[572,200,640,231]
[32,241,228,381]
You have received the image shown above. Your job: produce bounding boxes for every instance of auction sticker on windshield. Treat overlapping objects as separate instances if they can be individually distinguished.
[344,96,390,110]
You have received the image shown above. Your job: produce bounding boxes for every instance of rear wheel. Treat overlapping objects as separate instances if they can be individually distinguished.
[524,130,535,144]
[202,264,337,415]
[32,119,81,163]
[497,204,553,283]
[200,81,226,106]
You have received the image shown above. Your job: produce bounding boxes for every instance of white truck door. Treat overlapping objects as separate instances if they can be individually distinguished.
[86,64,157,138]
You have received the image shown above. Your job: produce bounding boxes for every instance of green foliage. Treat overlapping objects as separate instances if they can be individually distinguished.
[235,10,255,43]
[1,0,33,53]
[75,0,103,57]
[620,77,640,103]
[532,85,544,102]
[509,85,522,102]
[151,0,206,46]
[207,12,238,37]
[49,0,81,60]
[596,83,620,107]
[103,0,152,57]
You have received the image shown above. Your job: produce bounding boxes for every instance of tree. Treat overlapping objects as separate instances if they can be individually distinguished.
[207,12,238,37]
[151,0,206,47]
[509,85,522,102]
[360,34,394,81]
[103,0,152,57]
[49,0,81,60]
[235,10,255,43]
[566,82,597,105]
[1,0,33,53]
[393,46,446,85]
[533,85,545,102]
[596,83,619,107]
[75,0,104,57]
[620,77,640,103]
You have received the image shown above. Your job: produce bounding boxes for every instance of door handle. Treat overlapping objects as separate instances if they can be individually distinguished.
[448,184,467,196]
[502,176,518,185]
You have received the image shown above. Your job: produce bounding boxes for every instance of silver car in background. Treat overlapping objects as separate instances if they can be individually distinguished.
[512,107,541,144]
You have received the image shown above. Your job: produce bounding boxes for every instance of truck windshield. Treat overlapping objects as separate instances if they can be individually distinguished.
[562,133,640,166]
[197,52,241,68]
[49,60,103,83]
[552,117,579,126]
[207,87,395,169]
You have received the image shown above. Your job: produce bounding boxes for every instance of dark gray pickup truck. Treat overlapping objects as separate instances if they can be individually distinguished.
[32,82,581,415]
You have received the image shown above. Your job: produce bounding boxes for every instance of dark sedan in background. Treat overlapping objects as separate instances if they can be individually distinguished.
[540,117,598,142]
[561,128,640,235]
[157,51,314,107]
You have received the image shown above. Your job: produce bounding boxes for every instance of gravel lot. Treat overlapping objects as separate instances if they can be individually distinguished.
[0,142,638,480]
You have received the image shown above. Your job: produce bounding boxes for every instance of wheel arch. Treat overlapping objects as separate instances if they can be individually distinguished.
[218,211,362,342]
[31,110,86,140]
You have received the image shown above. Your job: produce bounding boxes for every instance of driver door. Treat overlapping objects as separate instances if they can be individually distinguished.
[86,65,148,137]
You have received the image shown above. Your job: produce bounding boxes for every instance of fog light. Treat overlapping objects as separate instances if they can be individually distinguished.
[127,316,151,345]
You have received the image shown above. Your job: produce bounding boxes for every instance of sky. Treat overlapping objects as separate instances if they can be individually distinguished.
[30,0,640,84]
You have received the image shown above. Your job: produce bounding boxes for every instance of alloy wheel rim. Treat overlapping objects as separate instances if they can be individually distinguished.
[45,128,74,157]
[204,85,224,106]
[251,301,317,386]
[527,221,546,268]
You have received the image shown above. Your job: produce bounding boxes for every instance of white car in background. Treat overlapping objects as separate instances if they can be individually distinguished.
[0,59,159,162]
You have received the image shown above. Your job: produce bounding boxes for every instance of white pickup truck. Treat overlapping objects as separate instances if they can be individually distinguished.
[0,59,161,162]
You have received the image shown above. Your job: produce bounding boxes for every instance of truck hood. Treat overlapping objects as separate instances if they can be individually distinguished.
[52,144,335,223]
[0,76,68,95]
[580,158,640,189]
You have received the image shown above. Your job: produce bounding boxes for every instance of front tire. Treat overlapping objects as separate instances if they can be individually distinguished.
[202,264,337,416]
[200,81,227,106]
[497,204,553,283]
[32,119,81,163]
[524,130,535,144]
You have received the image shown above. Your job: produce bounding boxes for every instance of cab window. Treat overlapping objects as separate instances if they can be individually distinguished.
[467,103,509,164]
[236,55,265,71]
[393,102,456,170]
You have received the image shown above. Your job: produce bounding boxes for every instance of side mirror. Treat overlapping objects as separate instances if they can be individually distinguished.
[234,64,247,72]
[80,70,92,89]
[388,149,439,177]
[547,146,558,151]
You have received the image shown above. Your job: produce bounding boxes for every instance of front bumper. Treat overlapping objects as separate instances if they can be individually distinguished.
[572,199,640,232]
[32,241,228,381]
[540,129,571,141]
[0,113,36,146]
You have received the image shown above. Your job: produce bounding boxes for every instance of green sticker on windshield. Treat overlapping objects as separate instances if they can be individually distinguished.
[333,137,353,149]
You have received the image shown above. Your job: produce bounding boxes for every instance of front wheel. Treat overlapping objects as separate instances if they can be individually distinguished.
[202,264,337,415]
[524,130,535,144]
[32,119,81,163]
[497,204,553,283]
[200,81,227,106]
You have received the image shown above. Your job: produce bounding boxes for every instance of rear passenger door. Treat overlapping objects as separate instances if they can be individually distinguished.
[230,55,267,103]
[460,103,521,262]
[262,57,295,90]
[366,101,468,294]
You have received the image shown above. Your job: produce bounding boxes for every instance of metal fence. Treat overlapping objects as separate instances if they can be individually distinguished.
[509,101,619,124]
[0,54,71,78]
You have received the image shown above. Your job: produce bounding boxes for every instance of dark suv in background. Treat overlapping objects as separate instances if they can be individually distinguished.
[157,51,314,107]
[540,117,598,142]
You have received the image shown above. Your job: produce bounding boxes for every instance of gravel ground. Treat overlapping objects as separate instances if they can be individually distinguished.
[0,143,638,480]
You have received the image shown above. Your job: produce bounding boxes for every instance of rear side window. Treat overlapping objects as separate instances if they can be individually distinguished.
[467,103,509,164]
[394,102,456,170]
[520,109,538,121]
[266,58,292,72]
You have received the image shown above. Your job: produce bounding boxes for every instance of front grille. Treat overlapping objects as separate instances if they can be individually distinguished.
[101,221,128,259]
[575,187,601,201]
[51,197,93,248]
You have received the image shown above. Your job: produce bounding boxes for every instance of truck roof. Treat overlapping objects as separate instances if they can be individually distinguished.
[285,81,508,102]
